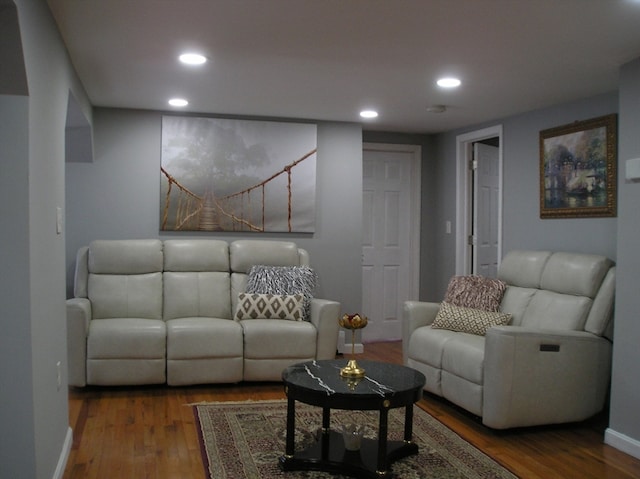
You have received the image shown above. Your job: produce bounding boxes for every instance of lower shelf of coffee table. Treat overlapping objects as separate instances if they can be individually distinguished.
[278,430,418,479]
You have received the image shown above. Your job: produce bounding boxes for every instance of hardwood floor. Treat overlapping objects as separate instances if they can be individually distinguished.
[64,342,640,479]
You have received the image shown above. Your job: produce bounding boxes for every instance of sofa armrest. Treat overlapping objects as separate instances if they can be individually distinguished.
[309,298,341,360]
[67,298,91,387]
[483,325,612,429]
[402,301,440,365]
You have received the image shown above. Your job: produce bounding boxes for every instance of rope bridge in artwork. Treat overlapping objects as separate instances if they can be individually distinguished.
[161,148,316,232]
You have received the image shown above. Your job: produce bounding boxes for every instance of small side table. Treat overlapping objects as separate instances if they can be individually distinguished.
[279,359,426,479]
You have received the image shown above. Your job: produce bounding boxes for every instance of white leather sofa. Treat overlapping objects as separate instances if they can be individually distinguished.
[403,250,615,429]
[67,239,340,387]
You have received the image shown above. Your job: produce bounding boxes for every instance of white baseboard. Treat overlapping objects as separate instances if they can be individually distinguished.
[337,330,364,354]
[605,427,640,460]
[53,427,73,479]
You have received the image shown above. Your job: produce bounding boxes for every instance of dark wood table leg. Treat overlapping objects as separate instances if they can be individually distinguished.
[377,407,389,475]
[321,406,331,460]
[404,404,414,442]
[285,396,296,457]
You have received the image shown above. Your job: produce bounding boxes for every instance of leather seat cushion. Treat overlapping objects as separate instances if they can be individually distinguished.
[166,317,243,359]
[241,319,316,358]
[407,327,458,367]
[441,334,486,384]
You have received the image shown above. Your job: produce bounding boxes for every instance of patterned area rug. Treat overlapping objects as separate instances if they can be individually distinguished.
[193,400,518,479]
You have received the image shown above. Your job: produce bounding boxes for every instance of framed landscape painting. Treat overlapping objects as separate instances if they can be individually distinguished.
[160,116,317,232]
[539,114,617,218]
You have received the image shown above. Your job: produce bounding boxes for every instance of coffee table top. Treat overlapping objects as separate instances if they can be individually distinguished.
[282,359,425,410]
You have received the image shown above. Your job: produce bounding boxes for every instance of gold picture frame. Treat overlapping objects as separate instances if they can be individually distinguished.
[540,114,617,218]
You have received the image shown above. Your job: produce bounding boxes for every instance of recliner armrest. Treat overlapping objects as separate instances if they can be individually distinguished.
[402,301,440,365]
[483,325,612,429]
[67,298,91,387]
[309,298,341,360]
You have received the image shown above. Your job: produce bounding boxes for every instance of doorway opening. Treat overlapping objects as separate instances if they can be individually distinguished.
[455,126,503,276]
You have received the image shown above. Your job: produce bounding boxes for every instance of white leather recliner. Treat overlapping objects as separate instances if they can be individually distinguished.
[403,250,615,429]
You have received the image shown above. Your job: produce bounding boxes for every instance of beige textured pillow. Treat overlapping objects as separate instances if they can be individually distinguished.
[234,293,304,321]
[443,275,507,312]
[432,302,512,336]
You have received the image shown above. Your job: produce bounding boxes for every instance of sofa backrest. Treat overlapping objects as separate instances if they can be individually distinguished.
[82,239,164,320]
[73,238,311,321]
[498,250,615,337]
[229,239,308,314]
[163,239,231,320]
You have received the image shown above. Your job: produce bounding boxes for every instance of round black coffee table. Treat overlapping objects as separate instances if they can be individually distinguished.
[279,359,426,478]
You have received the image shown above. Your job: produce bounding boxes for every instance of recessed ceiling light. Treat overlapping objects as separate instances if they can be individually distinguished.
[360,110,379,119]
[168,98,189,107]
[178,53,207,65]
[437,77,461,88]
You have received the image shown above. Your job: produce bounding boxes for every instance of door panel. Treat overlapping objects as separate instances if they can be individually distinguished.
[473,142,499,277]
[362,149,416,342]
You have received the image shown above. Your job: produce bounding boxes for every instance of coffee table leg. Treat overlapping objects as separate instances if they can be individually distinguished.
[321,407,330,460]
[377,407,389,475]
[404,404,414,442]
[285,396,296,457]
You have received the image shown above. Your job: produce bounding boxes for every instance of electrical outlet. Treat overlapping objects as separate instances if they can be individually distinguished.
[56,361,62,390]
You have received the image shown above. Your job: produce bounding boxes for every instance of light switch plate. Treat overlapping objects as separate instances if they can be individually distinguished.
[625,158,640,180]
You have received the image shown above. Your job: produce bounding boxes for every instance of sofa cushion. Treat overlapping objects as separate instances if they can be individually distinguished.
[520,290,592,330]
[234,293,305,321]
[540,252,613,298]
[441,333,487,384]
[163,239,229,272]
[443,275,507,312]
[408,327,458,368]
[89,272,163,320]
[166,317,243,359]
[498,250,552,289]
[432,302,512,336]
[246,265,317,320]
[499,286,537,326]
[241,319,317,358]
[88,239,163,274]
[163,271,231,320]
[87,318,166,359]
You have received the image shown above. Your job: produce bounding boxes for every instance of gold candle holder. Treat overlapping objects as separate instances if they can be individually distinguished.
[338,313,368,378]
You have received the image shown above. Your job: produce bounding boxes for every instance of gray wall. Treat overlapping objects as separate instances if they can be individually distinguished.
[429,92,619,300]
[65,109,364,316]
[608,57,640,453]
[1,0,92,478]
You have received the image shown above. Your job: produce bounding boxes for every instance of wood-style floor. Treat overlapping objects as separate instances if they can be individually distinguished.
[63,342,640,479]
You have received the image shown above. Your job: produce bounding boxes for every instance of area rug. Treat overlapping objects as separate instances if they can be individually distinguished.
[193,400,518,479]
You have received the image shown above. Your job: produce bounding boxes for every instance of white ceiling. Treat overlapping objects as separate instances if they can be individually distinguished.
[47,0,640,134]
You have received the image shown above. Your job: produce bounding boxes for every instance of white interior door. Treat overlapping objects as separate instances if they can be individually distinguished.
[473,142,500,277]
[362,144,420,342]
[455,126,503,276]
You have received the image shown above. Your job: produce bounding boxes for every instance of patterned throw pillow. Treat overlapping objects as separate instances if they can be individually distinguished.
[246,265,317,320]
[431,302,512,336]
[443,275,507,312]
[234,293,305,321]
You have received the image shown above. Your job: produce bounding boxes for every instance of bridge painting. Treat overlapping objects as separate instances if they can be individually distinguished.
[160,116,317,232]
